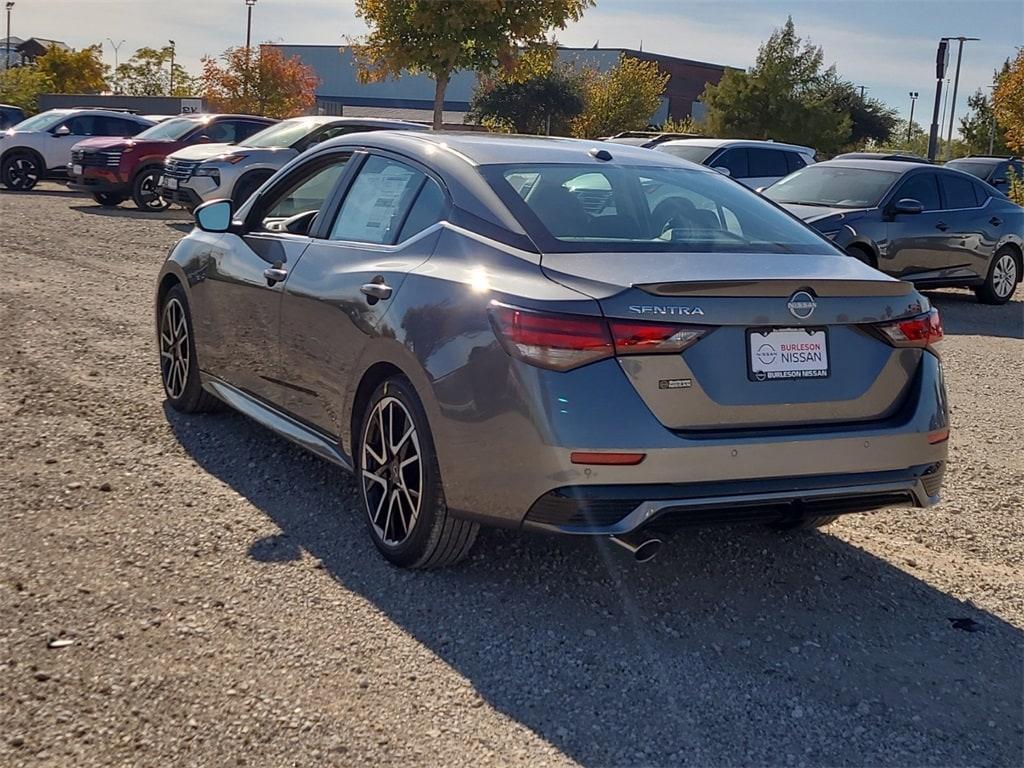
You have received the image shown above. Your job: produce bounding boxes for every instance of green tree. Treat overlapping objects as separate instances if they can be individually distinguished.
[0,65,53,112]
[959,88,1009,155]
[353,0,593,129]
[115,46,196,96]
[570,54,669,138]
[816,74,897,149]
[35,44,107,93]
[700,18,851,155]
[468,48,585,134]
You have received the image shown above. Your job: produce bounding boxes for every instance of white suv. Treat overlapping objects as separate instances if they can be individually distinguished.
[655,138,816,189]
[0,108,154,191]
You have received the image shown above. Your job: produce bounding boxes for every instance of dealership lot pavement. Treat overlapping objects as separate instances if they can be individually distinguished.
[1,185,1022,767]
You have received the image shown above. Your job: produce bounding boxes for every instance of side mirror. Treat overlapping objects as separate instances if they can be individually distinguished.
[195,199,233,232]
[53,125,71,137]
[892,198,923,215]
[712,166,731,177]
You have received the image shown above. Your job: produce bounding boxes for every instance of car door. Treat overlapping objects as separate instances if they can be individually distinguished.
[937,171,996,280]
[278,151,447,437]
[882,171,950,278]
[193,152,354,405]
[745,147,790,189]
[43,114,96,170]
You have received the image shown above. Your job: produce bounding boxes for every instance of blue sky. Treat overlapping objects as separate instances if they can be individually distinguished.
[10,0,1022,130]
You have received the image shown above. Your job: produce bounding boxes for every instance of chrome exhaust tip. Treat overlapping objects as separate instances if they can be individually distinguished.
[609,531,663,563]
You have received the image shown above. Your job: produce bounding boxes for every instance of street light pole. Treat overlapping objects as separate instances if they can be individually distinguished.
[945,36,979,160]
[168,39,175,95]
[927,39,949,161]
[5,2,14,71]
[245,0,257,52]
[907,91,919,143]
[107,38,125,93]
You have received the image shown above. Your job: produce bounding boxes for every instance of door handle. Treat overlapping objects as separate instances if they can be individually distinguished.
[990,217,1002,226]
[263,267,288,285]
[360,277,393,303]
[935,222,948,231]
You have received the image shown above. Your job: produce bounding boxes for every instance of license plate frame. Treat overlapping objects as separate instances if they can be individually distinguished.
[747,327,830,382]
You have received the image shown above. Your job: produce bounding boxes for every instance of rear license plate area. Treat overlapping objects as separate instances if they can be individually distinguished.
[747,327,829,382]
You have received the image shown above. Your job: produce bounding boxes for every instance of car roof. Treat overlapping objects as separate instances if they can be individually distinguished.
[317,130,701,167]
[656,137,815,154]
[811,158,940,173]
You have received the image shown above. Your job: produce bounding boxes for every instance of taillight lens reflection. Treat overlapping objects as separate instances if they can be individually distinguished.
[489,303,707,371]
[874,308,943,348]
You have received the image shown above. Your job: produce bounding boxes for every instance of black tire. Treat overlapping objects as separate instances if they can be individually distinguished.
[770,515,839,531]
[975,246,1020,305]
[231,173,271,208]
[92,191,127,207]
[158,284,219,413]
[131,167,169,211]
[845,244,877,268]
[356,375,479,568]
[1,151,42,191]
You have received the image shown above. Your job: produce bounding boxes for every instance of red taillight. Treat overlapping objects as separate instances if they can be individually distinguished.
[488,304,708,371]
[489,304,613,371]
[608,320,707,355]
[874,308,943,348]
[570,451,646,465]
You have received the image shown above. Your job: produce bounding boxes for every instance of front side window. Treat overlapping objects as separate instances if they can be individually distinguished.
[939,173,980,209]
[713,148,748,178]
[260,155,351,226]
[64,115,98,135]
[895,173,941,211]
[96,116,138,137]
[329,156,426,244]
[487,163,832,254]
[747,148,789,178]
[764,166,900,209]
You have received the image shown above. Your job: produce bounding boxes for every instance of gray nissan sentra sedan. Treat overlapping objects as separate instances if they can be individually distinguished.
[155,132,949,568]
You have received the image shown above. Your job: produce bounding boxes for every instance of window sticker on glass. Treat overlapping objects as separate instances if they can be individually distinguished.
[331,158,423,244]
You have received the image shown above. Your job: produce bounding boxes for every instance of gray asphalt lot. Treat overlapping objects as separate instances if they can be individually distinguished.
[1,184,1022,767]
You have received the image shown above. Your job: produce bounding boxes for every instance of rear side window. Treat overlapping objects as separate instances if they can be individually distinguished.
[397,179,446,242]
[747,148,789,178]
[939,173,980,209]
[895,173,940,211]
[713,148,748,178]
[330,155,425,244]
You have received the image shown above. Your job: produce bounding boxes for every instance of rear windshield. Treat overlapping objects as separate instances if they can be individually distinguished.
[763,165,900,208]
[483,163,833,255]
[655,144,718,164]
[944,160,995,179]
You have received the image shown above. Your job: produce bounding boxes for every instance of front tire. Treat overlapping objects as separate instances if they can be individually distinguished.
[159,285,219,413]
[975,247,1020,304]
[357,376,479,568]
[1,151,42,191]
[131,167,169,211]
[92,191,127,207]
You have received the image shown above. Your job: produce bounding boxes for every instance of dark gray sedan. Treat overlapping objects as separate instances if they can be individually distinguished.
[764,159,1023,304]
[155,133,949,568]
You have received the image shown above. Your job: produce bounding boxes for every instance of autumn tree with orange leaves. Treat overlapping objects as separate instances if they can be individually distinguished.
[200,45,319,118]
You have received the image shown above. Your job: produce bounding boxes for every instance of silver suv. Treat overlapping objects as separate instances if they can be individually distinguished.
[158,115,427,209]
[655,138,816,189]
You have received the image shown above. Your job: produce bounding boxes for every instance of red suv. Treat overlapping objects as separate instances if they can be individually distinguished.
[67,114,275,210]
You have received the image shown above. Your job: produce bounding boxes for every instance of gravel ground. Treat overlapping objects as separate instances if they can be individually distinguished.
[1,185,1022,767]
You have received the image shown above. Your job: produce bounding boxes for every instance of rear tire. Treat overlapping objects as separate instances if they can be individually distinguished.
[357,375,479,568]
[158,284,219,413]
[770,515,839,531]
[131,167,169,211]
[92,191,127,207]
[975,246,1020,304]
[1,151,42,191]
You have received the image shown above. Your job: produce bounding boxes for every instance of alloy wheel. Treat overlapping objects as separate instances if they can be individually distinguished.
[7,157,39,190]
[139,172,168,210]
[992,253,1017,299]
[159,298,190,399]
[361,396,423,546]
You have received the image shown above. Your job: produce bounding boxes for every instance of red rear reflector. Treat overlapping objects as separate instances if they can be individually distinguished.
[927,428,949,444]
[570,451,646,465]
[608,320,707,355]
[489,304,613,371]
[875,308,943,348]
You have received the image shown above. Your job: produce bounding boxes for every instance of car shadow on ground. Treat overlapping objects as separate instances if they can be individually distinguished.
[926,289,1023,340]
[69,203,192,221]
[165,406,1023,766]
